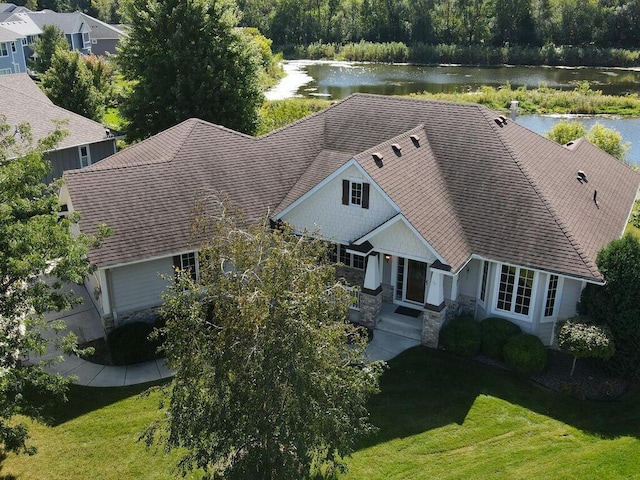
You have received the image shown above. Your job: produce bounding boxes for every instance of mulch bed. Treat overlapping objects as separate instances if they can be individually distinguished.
[474,349,630,401]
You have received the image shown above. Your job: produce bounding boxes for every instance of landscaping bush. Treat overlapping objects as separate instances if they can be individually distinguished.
[480,317,521,359]
[439,315,480,357]
[503,334,547,375]
[107,321,165,365]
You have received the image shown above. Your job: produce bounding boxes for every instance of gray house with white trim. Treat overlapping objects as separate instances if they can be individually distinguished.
[62,94,640,345]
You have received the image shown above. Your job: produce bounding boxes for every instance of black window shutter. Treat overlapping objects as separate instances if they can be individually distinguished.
[342,179,349,205]
[362,183,370,209]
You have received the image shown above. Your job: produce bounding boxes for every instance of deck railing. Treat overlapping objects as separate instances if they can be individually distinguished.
[326,285,361,311]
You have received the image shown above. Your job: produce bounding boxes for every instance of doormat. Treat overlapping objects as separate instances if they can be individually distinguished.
[394,306,422,318]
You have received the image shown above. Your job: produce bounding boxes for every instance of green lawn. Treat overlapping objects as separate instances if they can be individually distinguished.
[3,348,639,479]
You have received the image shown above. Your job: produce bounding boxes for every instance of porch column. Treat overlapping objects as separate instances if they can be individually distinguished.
[422,269,447,348]
[360,253,382,329]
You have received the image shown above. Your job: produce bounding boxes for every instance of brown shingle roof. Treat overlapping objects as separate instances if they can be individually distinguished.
[0,74,110,153]
[64,94,640,280]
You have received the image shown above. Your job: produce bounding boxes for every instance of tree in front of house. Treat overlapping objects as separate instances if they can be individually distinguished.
[555,317,615,376]
[0,117,108,456]
[143,199,384,479]
[579,233,640,378]
[546,120,630,161]
[41,49,105,121]
[30,25,69,74]
[118,0,264,141]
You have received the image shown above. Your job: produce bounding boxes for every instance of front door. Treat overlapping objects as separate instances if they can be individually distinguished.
[405,259,427,304]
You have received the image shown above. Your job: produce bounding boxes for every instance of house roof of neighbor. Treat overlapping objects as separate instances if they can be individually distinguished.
[64,94,640,281]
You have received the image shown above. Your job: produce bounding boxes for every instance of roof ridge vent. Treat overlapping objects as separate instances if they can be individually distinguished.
[391,143,402,156]
[409,134,420,146]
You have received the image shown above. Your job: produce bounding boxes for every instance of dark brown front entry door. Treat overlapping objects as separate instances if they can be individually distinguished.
[406,259,427,303]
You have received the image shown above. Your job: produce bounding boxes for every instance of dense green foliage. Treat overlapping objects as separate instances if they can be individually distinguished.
[579,234,640,378]
[238,0,640,49]
[146,205,383,479]
[0,118,106,456]
[439,315,481,357]
[118,0,265,140]
[42,49,105,121]
[30,25,68,74]
[503,334,547,375]
[257,98,331,135]
[480,317,521,360]
[556,317,615,376]
[547,120,630,160]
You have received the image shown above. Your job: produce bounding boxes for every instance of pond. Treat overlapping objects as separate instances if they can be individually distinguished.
[266,60,640,166]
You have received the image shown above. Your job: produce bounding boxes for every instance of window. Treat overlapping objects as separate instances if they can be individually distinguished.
[544,275,559,317]
[496,264,535,316]
[0,43,8,56]
[0,68,11,75]
[173,252,198,281]
[332,243,364,270]
[479,261,489,303]
[11,42,16,53]
[395,257,405,300]
[21,38,27,46]
[78,145,91,167]
[341,179,370,209]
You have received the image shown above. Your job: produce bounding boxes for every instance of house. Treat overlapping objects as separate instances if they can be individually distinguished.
[78,13,126,56]
[61,94,640,346]
[0,73,116,182]
[27,10,92,54]
[0,12,42,63]
[0,23,25,74]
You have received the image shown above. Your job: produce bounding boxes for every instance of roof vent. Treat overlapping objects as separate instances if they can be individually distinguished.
[372,152,384,167]
[577,170,588,183]
[499,115,508,125]
[593,190,599,209]
[494,118,504,128]
[391,143,402,156]
[566,141,574,146]
[410,134,420,146]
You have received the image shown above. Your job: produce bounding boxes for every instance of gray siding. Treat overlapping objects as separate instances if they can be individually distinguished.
[90,38,118,56]
[458,258,480,297]
[558,277,583,319]
[110,257,174,316]
[44,139,115,183]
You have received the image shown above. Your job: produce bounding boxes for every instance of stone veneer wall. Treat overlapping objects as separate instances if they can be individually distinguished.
[421,307,448,348]
[360,291,382,329]
[445,294,477,321]
[111,306,160,332]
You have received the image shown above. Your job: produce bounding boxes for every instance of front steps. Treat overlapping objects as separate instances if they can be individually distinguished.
[376,306,422,341]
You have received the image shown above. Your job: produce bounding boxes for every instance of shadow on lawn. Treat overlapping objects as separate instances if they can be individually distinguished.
[360,346,640,449]
[44,378,171,427]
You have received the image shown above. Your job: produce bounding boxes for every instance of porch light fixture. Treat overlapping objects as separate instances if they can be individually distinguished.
[384,254,391,262]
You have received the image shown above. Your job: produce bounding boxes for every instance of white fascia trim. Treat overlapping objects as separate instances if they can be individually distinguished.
[102,249,198,271]
[460,253,604,286]
[274,157,400,220]
[353,213,447,265]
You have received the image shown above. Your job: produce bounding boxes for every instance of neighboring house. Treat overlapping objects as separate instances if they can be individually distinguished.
[79,13,126,56]
[0,12,42,62]
[0,73,116,182]
[26,10,91,54]
[61,94,640,347]
[0,24,25,74]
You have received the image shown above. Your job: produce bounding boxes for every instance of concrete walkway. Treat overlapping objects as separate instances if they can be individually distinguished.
[40,284,419,387]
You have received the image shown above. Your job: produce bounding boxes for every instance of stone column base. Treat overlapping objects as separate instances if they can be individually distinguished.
[421,306,448,348]
[360,287,382,329]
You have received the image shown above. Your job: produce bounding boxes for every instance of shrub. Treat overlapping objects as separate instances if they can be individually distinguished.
[107,321,164,365]
[480,317,521,359]
[503,334,547,375]
[556,316,615,376]
[439,315,481,356]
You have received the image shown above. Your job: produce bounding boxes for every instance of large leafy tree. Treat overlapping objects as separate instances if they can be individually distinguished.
[547,120,630,161]
[145,202,383,479]
[118,0,264,141]
[0,117,106,455]
[30,25,69,74]
[42,49,105,121]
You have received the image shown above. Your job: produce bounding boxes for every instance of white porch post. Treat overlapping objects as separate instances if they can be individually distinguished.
[451,274,458,302]
[426,270,445,309]
[363,253,382,291]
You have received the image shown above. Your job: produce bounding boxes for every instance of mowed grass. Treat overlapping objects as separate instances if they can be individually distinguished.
[3,348,640,479]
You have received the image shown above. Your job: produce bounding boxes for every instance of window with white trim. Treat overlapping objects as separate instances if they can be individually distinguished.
[341,179,370,209]
[479,261,489,303]
[0,43,8,56]
[332,243,364,270]
[21,38,27,46]
[544,274,559,317]
[173,252,198,281]
[496,264,535,316]
[78,145,91,167]
[11,42,16,53]
[0,68,11,75]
